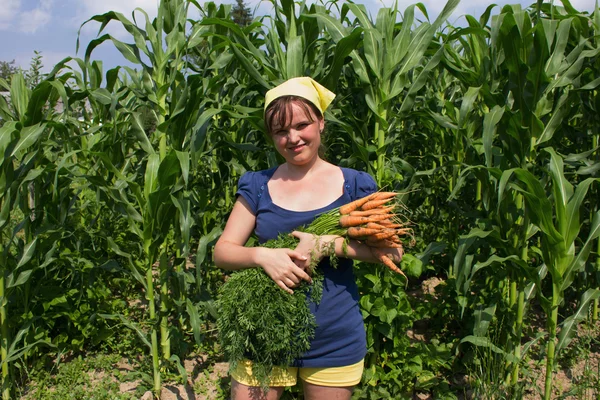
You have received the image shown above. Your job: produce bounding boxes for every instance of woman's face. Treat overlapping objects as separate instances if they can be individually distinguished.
[270,101,324,166]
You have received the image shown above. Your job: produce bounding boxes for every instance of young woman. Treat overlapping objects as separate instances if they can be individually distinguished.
[214,77,403,400]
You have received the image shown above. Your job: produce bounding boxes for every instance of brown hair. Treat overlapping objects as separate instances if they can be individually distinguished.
[264,95,323,135]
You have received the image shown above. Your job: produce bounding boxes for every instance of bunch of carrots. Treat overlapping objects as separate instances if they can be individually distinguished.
[337,191,411,277]
[304,190,411,277]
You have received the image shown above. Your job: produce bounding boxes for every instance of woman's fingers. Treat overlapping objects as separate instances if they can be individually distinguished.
[286,250,312,281]
[276,280,294,294]
[287,249,308,262]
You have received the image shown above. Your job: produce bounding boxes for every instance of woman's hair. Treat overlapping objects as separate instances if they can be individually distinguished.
[264,95,323,135]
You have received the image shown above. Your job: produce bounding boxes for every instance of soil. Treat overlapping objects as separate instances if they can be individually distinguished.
[119,356,230,400]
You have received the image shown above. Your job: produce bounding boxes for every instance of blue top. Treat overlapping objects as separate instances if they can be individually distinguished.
[236,166,377,368]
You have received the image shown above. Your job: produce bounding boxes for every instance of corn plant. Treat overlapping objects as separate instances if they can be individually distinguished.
[74,0,228,395]
[445,3,600,393]
[0,71,89,399]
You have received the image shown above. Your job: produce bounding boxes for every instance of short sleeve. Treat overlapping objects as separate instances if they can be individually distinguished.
[236,172,258,214]
[354,171,377,200]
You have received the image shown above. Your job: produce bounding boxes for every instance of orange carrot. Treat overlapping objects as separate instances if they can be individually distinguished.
[366,238,404,248]
[371,192,398,201]
[349,205,396,217]
[378,219,403,228]
[373,249,406,278]
[388,235,402,243]
[369,229,397,241]
[339,214,390,227]
[361,198,394,211]
[365,222,387,230]
[347,227,381,239]
[339,193,376,215]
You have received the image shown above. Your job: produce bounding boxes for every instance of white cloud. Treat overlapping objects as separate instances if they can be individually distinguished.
[18,6,52,33]
[0,0,22,30]
[78,0,159,20]
[0,0,54,33]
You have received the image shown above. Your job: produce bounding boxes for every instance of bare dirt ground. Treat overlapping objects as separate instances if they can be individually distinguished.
[118,356,230,400]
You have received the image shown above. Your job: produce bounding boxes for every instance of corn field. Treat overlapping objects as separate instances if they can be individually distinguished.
[0,0,599,399]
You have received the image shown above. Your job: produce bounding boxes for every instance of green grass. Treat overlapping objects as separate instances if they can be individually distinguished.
[17,353,140,400]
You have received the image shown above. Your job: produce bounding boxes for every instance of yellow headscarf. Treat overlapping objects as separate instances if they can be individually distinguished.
[264,77,336,114]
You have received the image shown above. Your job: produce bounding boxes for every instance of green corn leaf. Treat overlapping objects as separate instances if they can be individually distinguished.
[362,28,383,80]
[309,12,348,42]
[458,86,481,128]
[110,37,144,65]
[545,147,573,238]
[398,0,459,76]
[455,228,494,296]
[187,23,210,49]
[564,178,597,246]
[0,89,13,121]
[6,269,33,289]
[2,318,54,365]
[3,337,53,365]
[25,81,53,125]
[157,150,181,187]
[144,154,160,202]
[560,211,600,291]
[15,238,37,270]
[175,150,189,186]
[386,4,415,78]
[131,112,155,155]
[10,73,29,120]
[461,336,519,363]
[398,47,444,113]
[171,195,192,256]
[0,122,17,166]
[556,289,600,357]
[229,42,269,89]
[473,303,497,337]
[169,354,188,384]
[116,314,152,350]
[10,123,46,160]
[286,35,303,79]
[535,91,570,146]
[0,190,12,229]
[107,237,147,289]
[90,88,112,105]
[324,27,362,89]
[513,169,564,248]
[195,226,222,271]
[483,105,504,168]
[546,18,572,76]
[186,299,204,346]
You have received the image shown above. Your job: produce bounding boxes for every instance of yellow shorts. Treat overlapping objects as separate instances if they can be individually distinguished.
[230,359,364,387]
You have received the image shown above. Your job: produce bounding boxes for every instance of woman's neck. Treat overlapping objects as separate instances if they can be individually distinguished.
[281,157,326,180]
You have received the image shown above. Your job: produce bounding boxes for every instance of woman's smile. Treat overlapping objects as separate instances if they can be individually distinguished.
[288,143,306,152]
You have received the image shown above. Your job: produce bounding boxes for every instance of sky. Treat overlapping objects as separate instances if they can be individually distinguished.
[0,0,598,74]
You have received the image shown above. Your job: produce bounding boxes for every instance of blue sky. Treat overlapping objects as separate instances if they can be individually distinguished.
[0,0,597,73]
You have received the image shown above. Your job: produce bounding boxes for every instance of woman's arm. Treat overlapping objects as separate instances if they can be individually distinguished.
[214,197,312,294]
[291,232,403,268]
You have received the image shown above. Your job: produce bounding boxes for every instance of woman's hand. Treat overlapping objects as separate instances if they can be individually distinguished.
[255,247,312,294]
[290,231,340,271]
[373,246,403,264]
